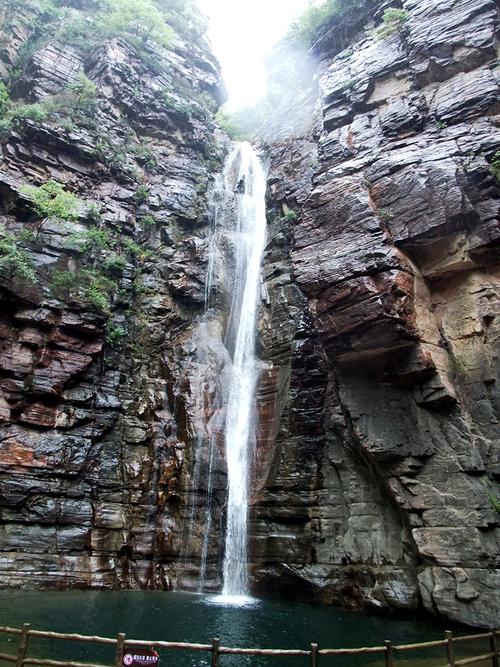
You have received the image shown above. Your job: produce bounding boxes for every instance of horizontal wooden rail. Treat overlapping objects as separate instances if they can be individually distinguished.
[0,626,22,635]
[0,622,497,666]
[23,660,110,667]
[454,653,495,666]
[454,633,494,644]
[0,651,16,662]
[29,630,117,645]
[219,647,309,656]
[319,646,386,656]
[393,639,448,651]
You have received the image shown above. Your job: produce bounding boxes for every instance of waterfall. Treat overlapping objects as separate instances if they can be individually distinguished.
[181,142,266,596]
[221,143,267,597]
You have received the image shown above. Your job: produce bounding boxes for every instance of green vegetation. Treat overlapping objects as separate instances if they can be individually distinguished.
[216,106,269,141]
[105,322,126,346]
[99,0,174,49]
[51,268,117,313]
[140,214,156,229]
[51,224,151,313]
[0,82,9,117]
[340,79,355,92]
[131,143,157,171]
[436,119,447,130]
[0,227,37,282]
[288,0,360,46]
[489,493,500,514]
[489,151,500,180]
[282,210,298,223]
[134,185,150,206]
[20,180,82,221]
[0,73,98,142]
[63,73,97,111]
[377,208,394,221]
[85,202,102,223]
[375,8,410,40]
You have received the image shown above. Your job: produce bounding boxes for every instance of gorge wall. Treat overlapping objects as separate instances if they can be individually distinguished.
[0,0,499,630]
[251,0,500,629]
[0,0,229,592]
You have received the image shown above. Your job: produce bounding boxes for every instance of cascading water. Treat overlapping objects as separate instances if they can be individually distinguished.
[221,143,267,597]
[181,142,267,597]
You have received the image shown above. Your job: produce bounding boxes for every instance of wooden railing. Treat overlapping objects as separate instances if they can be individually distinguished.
[0,624,498,667]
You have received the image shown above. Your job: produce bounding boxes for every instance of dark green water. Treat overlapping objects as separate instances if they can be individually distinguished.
[0,591,484,667]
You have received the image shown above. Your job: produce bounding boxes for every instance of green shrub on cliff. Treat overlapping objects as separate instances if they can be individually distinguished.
[0,82,9,117]
[288,0,360,45]
[20,180,82,221]
[0,227,37,283]
[489,151,500,181]
[51,268,117,313]
[105,322,126,346]
[99,0,174,49]
[375,8,410,39]
[489,493,500,514]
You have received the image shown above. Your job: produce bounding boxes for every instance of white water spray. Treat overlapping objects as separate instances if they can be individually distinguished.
[221,142,267,597]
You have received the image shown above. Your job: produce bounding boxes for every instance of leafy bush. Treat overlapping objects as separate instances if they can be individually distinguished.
[0,227,36,282]
[51,268,117,313]
[134,185,150,205]
[131,143,157,171]
[282,210,298,222]
[0,82,9,116]
[20,180,81,221]
[85,202,102,222]
[489,493,500,514]
[14,103,48,122]
[99,0,174,49]
[103,253,127,275]
[140,214,156,228]
[375,8,410,39]
[105,322,125,346]
[122,237,151,260]
[489,151,500,180]
[66,72,96,102]
[72,225,113,252]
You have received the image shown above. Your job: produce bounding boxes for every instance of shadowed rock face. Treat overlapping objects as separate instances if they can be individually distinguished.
[252,0,500,628]
[0,0,498,630]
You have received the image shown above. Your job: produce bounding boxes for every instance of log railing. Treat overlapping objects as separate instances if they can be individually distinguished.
[0,624,498,666]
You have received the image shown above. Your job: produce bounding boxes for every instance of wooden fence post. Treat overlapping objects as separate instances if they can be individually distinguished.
[16,624,30,667]
[310,643,319,667]
[115,633,126,667]
[445,630,455,667]
[211,638,220,667]
[384,640,393,667]
[490,631,499,667]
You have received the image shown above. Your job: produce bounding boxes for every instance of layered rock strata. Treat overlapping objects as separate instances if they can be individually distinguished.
[251,0,500,628]
[0,2,228,590]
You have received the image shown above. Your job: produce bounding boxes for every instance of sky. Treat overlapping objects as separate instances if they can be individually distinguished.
[196,0,311,110]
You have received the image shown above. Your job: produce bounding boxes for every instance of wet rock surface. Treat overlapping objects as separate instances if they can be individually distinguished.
[253,0,500,628]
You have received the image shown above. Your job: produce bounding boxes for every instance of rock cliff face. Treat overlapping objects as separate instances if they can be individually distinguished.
[0,0,498,631]
[0,0,228,590]
[251,0,500,629]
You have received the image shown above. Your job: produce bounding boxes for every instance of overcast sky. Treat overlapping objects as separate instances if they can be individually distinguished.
[196,0,310,110]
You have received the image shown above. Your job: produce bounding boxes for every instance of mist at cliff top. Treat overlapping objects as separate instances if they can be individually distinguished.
[196,0,311,110]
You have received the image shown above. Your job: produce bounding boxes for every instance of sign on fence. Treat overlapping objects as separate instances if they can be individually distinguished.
[122,646,160,667]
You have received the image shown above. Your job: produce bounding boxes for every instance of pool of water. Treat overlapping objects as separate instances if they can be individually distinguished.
[0,590,483,667]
